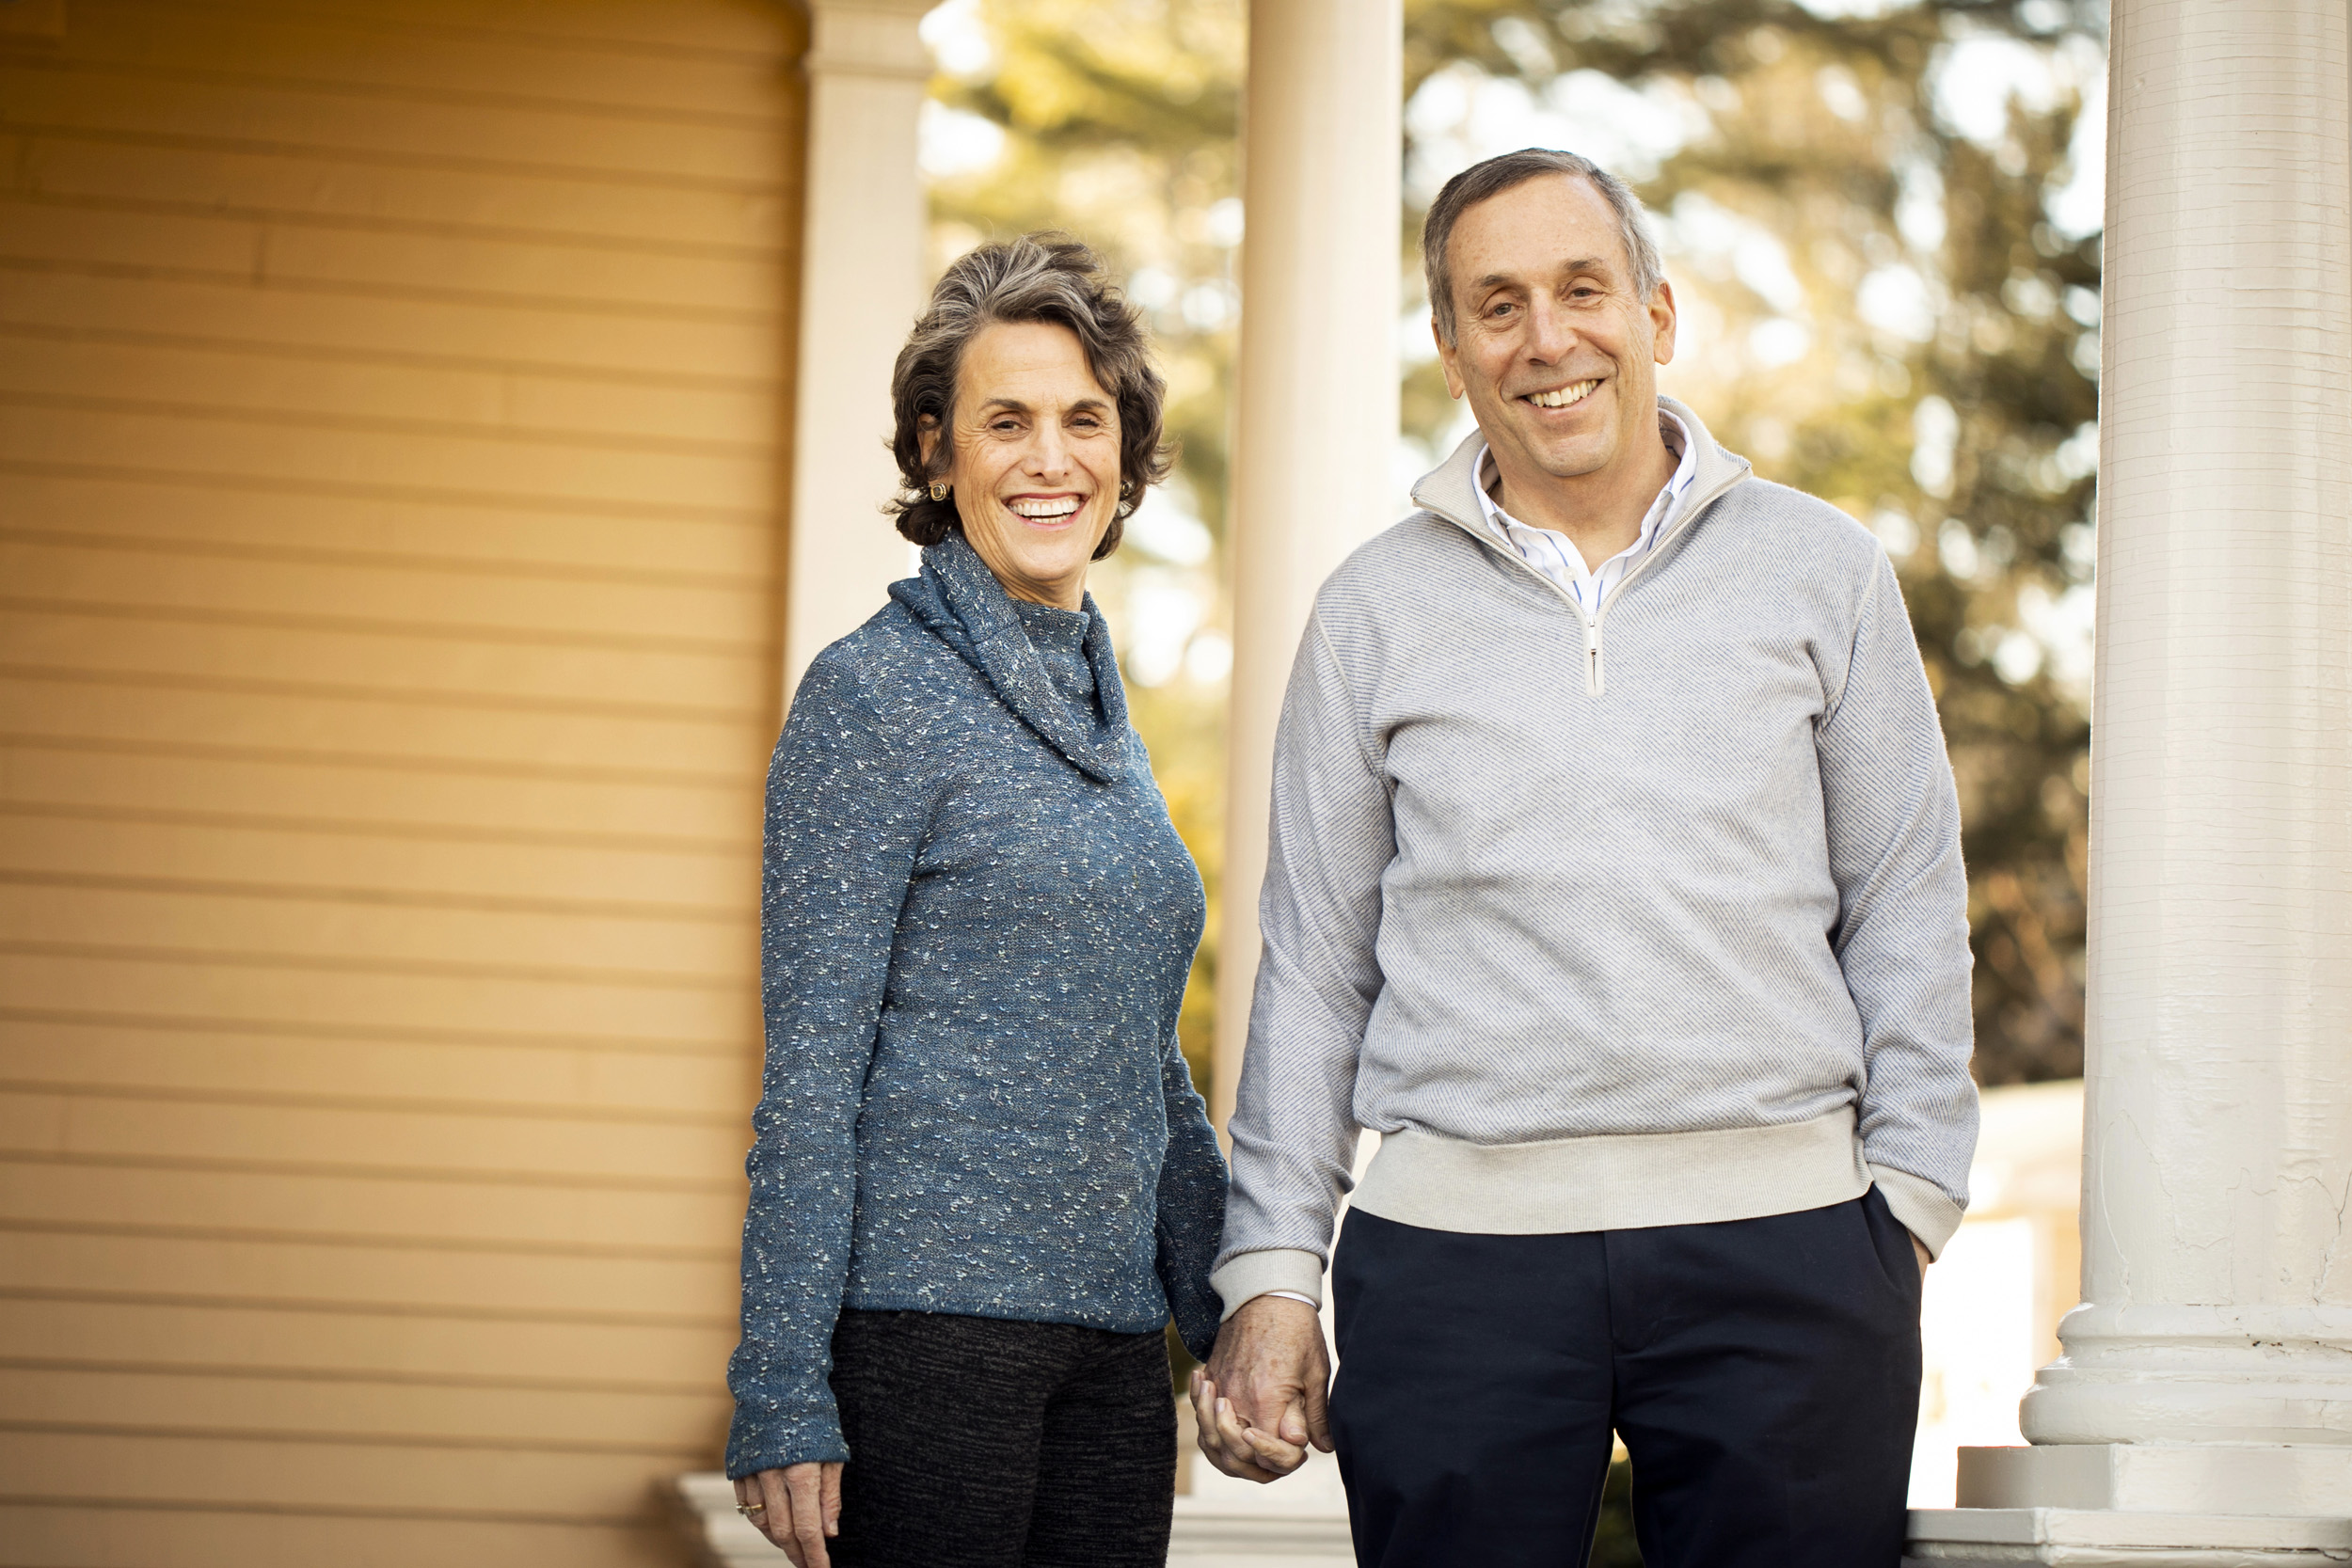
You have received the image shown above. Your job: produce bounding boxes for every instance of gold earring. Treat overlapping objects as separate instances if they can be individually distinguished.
[928,481,950,502]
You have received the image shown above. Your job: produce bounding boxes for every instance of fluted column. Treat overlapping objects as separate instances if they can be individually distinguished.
[782,0,933,699]
[1212,0,1402,1130]
[1908,1,2352,1558]
[2016,0,2352,1451]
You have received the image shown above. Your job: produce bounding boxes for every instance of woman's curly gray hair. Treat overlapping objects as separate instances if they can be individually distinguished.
[888,233,1170,560]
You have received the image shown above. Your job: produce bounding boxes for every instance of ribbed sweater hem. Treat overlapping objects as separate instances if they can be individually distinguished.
[1209,1109,1970,1318]
[1353,1106,1869,1237]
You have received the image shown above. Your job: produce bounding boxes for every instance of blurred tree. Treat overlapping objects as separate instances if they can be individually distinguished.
[928,0,2104,1128]
[1402,0,2105,1085]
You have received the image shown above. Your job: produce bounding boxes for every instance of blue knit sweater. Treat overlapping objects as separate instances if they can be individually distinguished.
[725,532,1227,1476]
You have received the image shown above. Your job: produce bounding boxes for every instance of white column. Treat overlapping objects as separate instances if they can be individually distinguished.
[1212,0,1402,1130]
[1909,0,2352,1559]
[783,0,933,700]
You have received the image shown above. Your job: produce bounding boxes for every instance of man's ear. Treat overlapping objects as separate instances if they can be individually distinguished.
[1434,318,1467,400]
[1648,278,1677,368]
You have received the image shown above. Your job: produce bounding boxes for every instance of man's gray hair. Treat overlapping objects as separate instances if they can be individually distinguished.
[1422,149,1664,345]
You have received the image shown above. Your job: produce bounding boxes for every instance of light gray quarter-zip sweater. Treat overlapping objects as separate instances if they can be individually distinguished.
[1212,398,1978,1314]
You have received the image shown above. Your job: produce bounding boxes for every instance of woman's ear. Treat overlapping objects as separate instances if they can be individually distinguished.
[917,414,941,475]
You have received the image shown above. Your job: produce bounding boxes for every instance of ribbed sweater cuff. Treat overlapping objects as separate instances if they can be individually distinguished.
[1210,1248,1326,1320]
[1868,1162,1964,1259]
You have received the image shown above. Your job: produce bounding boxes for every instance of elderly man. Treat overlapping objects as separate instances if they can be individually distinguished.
[1188,148,1977,1567]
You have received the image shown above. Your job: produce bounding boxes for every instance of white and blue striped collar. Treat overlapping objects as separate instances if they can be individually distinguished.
[1470,408,1698,613]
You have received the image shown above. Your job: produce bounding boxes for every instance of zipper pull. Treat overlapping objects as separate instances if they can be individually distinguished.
[1584,620,1605,697]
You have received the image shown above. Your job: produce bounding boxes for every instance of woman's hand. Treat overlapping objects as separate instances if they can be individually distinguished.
[735,1463,842,1567]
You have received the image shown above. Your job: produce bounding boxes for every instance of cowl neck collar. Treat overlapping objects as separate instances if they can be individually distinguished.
[890,531,1132,784]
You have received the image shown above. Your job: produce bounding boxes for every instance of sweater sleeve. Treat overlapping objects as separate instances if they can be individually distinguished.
[1152,1032,1229,1361]
[725,651,929,1477]
[1211,610,1393,1314]
[1817,555,1979,1258]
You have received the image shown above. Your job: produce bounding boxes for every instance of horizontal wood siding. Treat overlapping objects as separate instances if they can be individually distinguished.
[0,2,801,1561]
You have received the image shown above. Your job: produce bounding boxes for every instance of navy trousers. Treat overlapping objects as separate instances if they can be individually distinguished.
[1327,1191,1923,1568]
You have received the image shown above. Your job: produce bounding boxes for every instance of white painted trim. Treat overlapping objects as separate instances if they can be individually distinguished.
[782,0,933,704]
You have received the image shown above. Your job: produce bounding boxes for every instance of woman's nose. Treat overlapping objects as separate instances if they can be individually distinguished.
[1027,427,1072,477]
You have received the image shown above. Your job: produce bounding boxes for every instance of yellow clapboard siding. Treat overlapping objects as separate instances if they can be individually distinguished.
[0,1295,735,1389]
[57,0,792,126]
[259,221,787,321]
[0,192,262,273]
[0,1018,749,1114]
[195,0,792,55]
[0,741,763,847]
[2,535,771,646]
[0,267,783,383]
[0,61,786,186]
[0,810,758,909]
[0,469,777,577]
[0,948,755,1050]
[0,1429,694,1523]
[0,1085,742,1188]
[2,0,802,1552]
[0,1504,683,1568]
[0,676,772,779]
[21,130,786,252]
[0,1159,746,1255]
[2,605,771,716]
[0,1085,747,1184]
[0,1366,720,1453]
[0,397,776,515]
[0,1228,739,1322]
[0,318,787,449]
[0,881,757,982]
[0,1505,684,1568]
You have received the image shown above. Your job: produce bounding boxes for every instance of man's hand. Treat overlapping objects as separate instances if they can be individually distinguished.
[1913,1233,1932,1279]
[736,1463,841,1567]
[1189,1294,1333,1483]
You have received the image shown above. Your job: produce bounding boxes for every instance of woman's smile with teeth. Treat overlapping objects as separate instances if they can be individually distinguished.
[1006,496,1083,521]
[1528,379,1599,409]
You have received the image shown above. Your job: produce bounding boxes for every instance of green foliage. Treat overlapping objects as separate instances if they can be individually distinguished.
[930,0,2104,1089]
[1591,1457,1645,1565]
[1406,0,2102,1081]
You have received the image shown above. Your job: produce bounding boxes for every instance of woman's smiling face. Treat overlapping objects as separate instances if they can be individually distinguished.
[927,320,1121,610]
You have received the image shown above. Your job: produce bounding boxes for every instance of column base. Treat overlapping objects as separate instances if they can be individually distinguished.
[2020,1305,2352,1447]
[1903,1508,2352,1565]
[1906,1446,2352,1567]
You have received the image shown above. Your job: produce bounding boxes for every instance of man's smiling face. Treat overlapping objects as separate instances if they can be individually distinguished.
[1436,173,1677,489]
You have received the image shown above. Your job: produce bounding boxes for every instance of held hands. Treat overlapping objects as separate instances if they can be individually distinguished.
[1188,1294,1334,1482]
[735,1462,841,1568]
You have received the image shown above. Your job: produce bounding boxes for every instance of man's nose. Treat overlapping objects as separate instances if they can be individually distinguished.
[1524,297,1577,363]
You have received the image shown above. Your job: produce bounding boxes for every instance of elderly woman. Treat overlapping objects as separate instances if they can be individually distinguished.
[723,234,1227,1568]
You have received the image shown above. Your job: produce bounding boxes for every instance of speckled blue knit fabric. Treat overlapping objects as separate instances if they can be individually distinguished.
[725,531,1227,1477]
